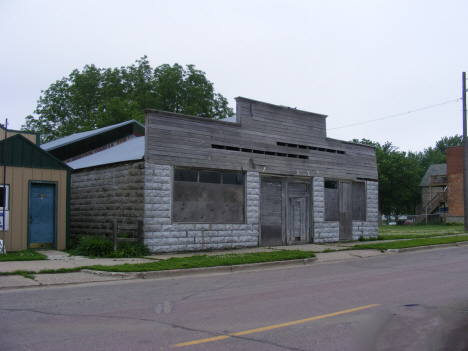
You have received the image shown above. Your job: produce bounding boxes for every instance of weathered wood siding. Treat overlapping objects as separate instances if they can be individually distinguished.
[260,177,283,246]
[145,97,377,181]
[421,186,445,209]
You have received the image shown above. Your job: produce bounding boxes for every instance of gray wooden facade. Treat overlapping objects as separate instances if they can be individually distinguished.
[143,97,378,252]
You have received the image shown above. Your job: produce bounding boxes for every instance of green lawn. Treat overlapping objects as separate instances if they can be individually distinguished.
[356,235,468,251]
[0,250,47,262]
[378,224,465,240]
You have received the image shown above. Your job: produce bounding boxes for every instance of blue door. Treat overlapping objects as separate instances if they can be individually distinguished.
[29,183,56,248]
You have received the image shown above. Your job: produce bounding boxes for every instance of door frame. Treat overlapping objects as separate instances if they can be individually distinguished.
[260,176,313,246]
[28,181,58,249]
[285,179,311,245]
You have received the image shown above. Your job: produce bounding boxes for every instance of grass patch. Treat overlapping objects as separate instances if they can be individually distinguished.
[38,267,83,274]
[84,250,316,273]
[355,235,468,251]
[0,250,47,262]
[0,250,315,276]
[0,270,36,279]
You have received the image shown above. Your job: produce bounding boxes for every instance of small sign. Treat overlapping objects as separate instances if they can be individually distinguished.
[0,239,5,254]
[0,211,9,231]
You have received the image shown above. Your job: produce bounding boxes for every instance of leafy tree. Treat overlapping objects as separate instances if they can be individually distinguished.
[435,134,463,155]
[407,134,462,179]
[22,57,234,142]
[353,139,422,216]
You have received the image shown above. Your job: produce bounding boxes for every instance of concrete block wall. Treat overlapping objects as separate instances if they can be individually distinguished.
[352,181,379,240]
[144,163,260,253]
[313,177,379,243]
[70,161,145,238]
[312,177,340,243]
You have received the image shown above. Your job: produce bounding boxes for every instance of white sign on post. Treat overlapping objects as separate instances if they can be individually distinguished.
[0,211,9,231]
[0,239,5,254]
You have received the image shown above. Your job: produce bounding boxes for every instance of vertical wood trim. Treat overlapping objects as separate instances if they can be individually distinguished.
[282,178,287,245]
[309,179,314,243]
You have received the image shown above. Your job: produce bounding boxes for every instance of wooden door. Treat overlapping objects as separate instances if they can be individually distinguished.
[260,178,283,246]
[287,182,309,244]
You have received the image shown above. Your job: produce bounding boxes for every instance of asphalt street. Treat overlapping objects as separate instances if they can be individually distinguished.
[2,246,468,350]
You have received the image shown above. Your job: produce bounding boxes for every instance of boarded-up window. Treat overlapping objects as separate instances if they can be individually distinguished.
[174,169,198,182]
[324,180,366,222]
[325,180,339,221]
[173,168,244,223]
[199,171,221,184]
[352,182,366,221]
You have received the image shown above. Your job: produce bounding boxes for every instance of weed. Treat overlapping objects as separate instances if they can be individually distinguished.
[0,250,47,262]
[0,270,36,279]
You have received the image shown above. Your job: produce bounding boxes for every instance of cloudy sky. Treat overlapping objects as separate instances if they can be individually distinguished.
[1,1,466,152]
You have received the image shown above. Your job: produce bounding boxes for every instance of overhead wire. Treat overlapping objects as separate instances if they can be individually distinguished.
[328,98,461,130]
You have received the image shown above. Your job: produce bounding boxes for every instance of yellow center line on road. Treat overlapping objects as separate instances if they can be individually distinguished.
[169,303,380,348]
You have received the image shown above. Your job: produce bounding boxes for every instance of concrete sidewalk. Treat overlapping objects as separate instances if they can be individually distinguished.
[0,243,387,290]
[3,236,468,290]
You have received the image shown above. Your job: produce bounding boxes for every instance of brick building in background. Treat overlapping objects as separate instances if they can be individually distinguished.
[446,146,464,223]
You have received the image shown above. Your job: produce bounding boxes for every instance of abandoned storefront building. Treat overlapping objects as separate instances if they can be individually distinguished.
[49,98,378,253]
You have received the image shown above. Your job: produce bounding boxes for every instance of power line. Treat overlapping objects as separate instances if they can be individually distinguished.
[329,98,461,130]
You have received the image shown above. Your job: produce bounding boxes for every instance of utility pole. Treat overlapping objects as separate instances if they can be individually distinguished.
[463,72,468,231]
[2,119,6,253]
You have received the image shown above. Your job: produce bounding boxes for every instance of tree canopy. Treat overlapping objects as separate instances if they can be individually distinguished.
[353,139,422,216]
[353,135,462,216]
[22,57,234,142]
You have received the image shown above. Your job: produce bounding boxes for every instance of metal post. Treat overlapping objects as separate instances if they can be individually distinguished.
[113,219,117,252]
[2,119,7,254]
[463,72,468,231]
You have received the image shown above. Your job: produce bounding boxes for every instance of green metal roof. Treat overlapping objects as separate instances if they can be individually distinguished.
[0,134,71,170]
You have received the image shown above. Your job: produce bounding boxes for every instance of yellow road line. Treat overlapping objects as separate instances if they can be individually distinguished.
[170,303,380,348]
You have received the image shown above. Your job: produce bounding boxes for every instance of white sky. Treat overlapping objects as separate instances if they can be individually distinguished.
[1,0,466,153]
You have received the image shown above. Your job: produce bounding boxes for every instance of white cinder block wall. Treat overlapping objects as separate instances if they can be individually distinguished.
[143,163,260,253]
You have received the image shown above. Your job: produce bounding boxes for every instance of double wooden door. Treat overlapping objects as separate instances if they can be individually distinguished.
[260,177,310,246]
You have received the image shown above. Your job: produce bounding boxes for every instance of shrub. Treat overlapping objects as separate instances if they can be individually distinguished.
[73,236,113,257]
[71,236,151,258]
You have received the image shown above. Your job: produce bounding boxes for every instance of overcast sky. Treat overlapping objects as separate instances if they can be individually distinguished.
[1,1,466,152]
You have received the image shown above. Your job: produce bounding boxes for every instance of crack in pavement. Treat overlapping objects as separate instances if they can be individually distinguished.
[2,306,309,350]
[218,334,309,351]
[176,282,233,303]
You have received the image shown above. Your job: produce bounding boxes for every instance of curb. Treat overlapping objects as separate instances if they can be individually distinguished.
[81,270,143,279]
[82,257,318,280]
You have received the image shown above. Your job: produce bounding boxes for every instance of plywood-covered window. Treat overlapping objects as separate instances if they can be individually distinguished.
[172,168,244,223]
[324,180,366,221]
[352,182,366,221]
